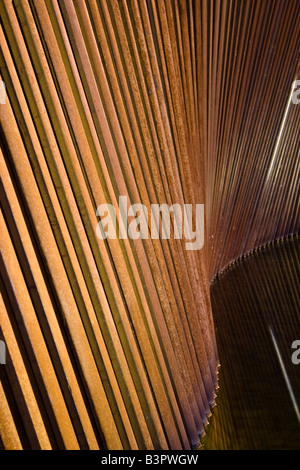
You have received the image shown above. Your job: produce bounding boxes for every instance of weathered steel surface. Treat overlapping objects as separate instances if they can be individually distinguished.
[0,0,299,449]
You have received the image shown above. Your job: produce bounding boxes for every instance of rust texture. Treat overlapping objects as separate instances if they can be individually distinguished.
[0,0,299,450]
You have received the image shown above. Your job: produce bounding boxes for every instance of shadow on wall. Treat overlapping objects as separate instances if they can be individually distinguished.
[203,236,300,450]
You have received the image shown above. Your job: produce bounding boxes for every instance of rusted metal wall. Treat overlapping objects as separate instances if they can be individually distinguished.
[0,0,217,450]
[0,0,299,450]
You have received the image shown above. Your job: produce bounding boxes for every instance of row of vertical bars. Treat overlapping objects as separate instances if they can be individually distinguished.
[0,0,217,450]
[0,0,299,450]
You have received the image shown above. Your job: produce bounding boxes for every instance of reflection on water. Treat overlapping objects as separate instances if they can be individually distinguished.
[203,236,300,450]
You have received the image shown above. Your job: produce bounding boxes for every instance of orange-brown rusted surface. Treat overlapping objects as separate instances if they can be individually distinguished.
[0,0,299,450]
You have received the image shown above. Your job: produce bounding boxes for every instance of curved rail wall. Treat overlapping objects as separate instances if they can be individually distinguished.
[0,0,299,449]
